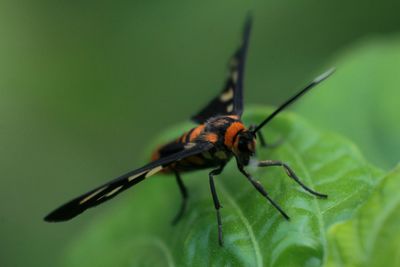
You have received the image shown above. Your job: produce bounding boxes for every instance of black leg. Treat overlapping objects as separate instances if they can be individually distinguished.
[208,165,225,246]
[258,160,328,198]
[237,162,290,220]
[171,171,189,225]
[257,131,267,148]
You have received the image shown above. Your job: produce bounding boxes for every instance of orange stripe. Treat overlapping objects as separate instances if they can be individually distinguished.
[180,132,188,142]
[233,135,240,151]
[189,125,205,142]
[224,122,245,148]
[205,133,218,143]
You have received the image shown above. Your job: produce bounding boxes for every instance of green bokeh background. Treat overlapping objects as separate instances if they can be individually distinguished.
[1,1,400,266]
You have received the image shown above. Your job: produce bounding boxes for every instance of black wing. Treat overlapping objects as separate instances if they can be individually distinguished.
[44,142,213,222]
[191,16,252,123]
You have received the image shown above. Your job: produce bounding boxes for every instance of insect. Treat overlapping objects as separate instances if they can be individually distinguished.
[44,16,334,246]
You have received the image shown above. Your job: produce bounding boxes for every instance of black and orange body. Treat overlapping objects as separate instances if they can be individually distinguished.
[44,16,334,246]
[152,115,254,173]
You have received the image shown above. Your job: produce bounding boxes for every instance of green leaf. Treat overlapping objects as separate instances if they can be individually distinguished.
[295,37,400,170]
[63,107,382,267]
[325,165,400,267]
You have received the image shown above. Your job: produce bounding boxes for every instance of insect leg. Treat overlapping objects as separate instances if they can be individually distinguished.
[237,162,290,220]
[257,131,267,147]
[171,171,189,225]
[209,165,225,246]
[258,160,328,198]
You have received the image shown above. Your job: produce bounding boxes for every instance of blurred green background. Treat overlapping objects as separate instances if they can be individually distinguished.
[1,1,400,266]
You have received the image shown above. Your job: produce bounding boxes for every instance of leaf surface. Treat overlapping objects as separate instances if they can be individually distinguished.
[63,108,382,267]
[296,37,400,169]
[325,165,400,267]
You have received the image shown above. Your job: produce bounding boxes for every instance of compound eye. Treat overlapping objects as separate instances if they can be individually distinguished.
[239,138,245,146]
[238,138,246,147]
[238,138,251,152]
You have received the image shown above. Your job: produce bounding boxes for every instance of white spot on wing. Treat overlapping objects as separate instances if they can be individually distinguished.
[184,143,196,149]
[128,171,147,182]
[145,166,163,178]
[104,185,123,197]
[79,186,108,205]
[231,71,238,83]
[220,89,234,102]
[226,104,234,113]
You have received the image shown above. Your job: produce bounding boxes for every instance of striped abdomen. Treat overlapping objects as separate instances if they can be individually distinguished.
[151,116,248,173]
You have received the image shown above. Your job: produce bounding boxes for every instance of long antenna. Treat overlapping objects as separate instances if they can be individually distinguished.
[252,68,335,133]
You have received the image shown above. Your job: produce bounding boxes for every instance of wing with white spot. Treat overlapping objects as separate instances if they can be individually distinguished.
[44,142,214,222]
[191,16,252,123]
